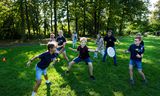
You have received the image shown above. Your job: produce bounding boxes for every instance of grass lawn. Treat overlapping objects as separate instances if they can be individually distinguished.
[0,36,160,96]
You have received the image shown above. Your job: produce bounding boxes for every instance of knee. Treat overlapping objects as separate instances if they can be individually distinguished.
[36,80,42,86]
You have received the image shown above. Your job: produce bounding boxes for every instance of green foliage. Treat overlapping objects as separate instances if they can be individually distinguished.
[0,37,160,96]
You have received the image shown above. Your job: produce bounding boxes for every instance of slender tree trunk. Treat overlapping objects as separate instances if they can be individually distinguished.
[119,8,125,36]
[94,2,97,34]
[66,0,71,35]
[75,0,78,35]
[83,0,86,36]
[25,0,31,39]
[54,0,57,36]
[51,0,53,32]
[20,0,25,40]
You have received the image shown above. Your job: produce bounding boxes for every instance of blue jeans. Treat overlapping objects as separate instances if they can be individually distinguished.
[102,47,117,65]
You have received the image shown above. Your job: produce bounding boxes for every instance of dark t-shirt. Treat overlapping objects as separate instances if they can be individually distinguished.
[77,45,90,59]
[128,44,145,61]
[140,40,144,47]
[37,51,58,69]
[104,35,116,47]
[56,36,66,46]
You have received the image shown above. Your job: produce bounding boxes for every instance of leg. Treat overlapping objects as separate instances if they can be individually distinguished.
[113,47,117,65]
[129,64,134,80]
[33,80,42,93]
[62,51,69,62]
[113,54,117,65]
[68,61,76,71]
[102,48,108,62]
[138,70,146,80]
[136,61,146,80]
[32,66,43,95]
[88,62,93,76]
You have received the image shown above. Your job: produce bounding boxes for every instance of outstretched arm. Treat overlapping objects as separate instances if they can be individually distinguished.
[69,47,78,52]
[26,55,39,67]
[88,49,97,52]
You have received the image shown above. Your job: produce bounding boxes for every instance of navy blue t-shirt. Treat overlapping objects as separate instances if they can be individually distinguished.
[56,36,66,46]
[77,45,90,59]
[128,44,145,61]
[104,35,116,47]
[37,51,58,69]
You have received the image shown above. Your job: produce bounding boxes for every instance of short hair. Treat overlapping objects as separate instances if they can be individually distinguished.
[80,37,87,42]
[136,33,142,37]
[59,30,63,34]
[47,41,57,50]
[108,29,112,33]
[135,37,141,41]
[50,33,55,37]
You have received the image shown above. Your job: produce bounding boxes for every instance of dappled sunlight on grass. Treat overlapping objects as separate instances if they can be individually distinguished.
[0,49,7,55]
[0,36,160,96]
[113,91,124,96]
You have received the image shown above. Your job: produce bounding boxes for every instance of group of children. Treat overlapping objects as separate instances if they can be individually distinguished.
[27,30,147,96]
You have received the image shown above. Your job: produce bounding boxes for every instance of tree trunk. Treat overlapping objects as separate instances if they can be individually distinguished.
[54,0,57,36]
[25,0,31,39]
[20,0,25,40]
[119,8,125,36]
[51,0,53,32]
[75,0,78,35]
[83,0,86,36]
[67,0,71,35]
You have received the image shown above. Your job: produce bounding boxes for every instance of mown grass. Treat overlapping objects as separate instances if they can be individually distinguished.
[0,36,160,96]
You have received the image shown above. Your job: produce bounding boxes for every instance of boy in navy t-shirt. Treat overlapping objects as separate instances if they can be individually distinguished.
[27,41,62,96]
[67,37,97,80]
[125,37,147,85]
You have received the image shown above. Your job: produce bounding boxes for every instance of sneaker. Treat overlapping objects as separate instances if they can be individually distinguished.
[65,71,69,74]
[90,76,96,80]
[130,79,135,85]
[142,79,147,84]
[46,82,52,85]
[31,91,36,96]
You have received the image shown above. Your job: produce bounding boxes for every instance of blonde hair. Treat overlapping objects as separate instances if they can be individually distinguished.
[80,37,87,42]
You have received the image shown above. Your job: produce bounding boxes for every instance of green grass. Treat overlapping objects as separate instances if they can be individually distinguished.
[0,36,160,96]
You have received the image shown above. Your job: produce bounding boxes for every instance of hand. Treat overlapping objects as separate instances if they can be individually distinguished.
[124,50,128,53]
[136,54,141,58]
[26,61,31,67]
[69,47,73,50]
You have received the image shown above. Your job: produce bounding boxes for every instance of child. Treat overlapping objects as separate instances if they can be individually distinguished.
[67,37,96,80]
[136,33,144,47]
[26,41,62,96]
[125,37,147,85]
[94,34,104,58]
[72,31,78,48]
[56,30,69,62]
[103,30,117,66]
[50,32,55,42]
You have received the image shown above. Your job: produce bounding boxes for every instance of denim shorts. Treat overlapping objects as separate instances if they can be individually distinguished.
[129,59,142,70]
[36,66,47,80]
[73,57,92,63]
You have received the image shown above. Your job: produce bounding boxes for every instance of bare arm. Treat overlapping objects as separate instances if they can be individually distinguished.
[69,47,78,52]
[88,49,97,52]
[26,55,39,67]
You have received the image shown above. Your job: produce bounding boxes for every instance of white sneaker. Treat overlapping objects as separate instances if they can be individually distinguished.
[31,91,36,96]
